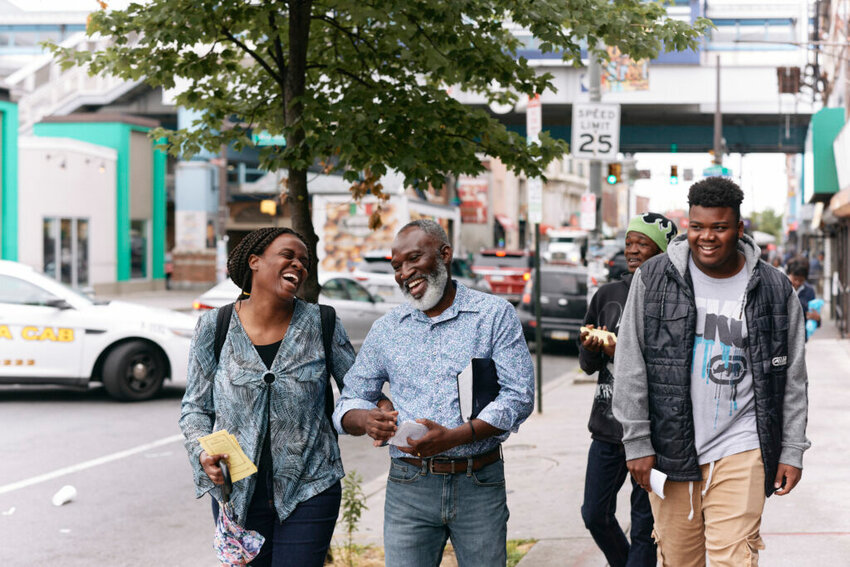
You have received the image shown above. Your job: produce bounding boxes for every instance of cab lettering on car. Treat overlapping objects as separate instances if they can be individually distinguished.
[18,326,75,342]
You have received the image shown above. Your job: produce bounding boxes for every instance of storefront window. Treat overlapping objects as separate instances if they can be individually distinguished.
[130,220,148,279]
[42,217,89,288]
[60,218,72,285]
[77,220,89,286]
[43,218,58,278]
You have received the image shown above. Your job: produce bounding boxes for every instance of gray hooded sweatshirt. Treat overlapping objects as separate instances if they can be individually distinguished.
[612,233,810,469]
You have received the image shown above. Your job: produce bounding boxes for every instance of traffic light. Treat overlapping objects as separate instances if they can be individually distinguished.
[670,165,679,185]
[607,163,622,185]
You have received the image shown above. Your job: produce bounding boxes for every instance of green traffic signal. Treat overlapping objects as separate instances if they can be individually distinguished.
[607,163,621,185]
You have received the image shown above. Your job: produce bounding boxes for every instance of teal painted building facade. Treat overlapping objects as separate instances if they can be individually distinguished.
[33,115,166,283]
[0,100,19,260]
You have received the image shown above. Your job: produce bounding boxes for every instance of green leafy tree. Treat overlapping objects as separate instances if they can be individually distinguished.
[53,0,710,300]
[750,208,783,242]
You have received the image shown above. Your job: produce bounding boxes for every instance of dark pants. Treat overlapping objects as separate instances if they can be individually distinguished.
[581,439,656,567]
[213,480,341,567]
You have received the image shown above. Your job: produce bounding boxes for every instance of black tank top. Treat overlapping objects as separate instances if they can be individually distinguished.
[253,339,281,503]
[253,339,282,369]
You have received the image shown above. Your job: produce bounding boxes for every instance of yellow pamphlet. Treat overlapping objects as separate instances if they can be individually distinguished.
[198,429,258,483]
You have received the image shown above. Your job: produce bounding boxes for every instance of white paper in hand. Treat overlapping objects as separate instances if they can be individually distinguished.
[388,421,429,448]
[650,468,667,499]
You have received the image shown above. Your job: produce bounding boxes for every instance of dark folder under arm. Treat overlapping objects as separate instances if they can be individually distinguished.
[457,357,501,420]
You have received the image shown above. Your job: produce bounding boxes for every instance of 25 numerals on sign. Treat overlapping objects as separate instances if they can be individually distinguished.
[577,134,614,155]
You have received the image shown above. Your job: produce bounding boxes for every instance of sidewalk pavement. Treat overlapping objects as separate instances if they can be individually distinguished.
[111,290,850,565]
[338,321,850,566]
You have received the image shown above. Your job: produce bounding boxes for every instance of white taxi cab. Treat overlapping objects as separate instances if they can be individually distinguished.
[0,260,195,401]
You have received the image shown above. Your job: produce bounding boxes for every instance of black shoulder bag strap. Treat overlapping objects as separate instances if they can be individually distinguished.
[213,302,235,364]
[319,304,338,438]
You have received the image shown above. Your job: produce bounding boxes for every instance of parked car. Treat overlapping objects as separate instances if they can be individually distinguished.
[192,273,394,350]
[0,260,195,401]
[516,266,589,346]
[349,251,406,303]
[605,250,629,282]
[350,249,491,300]
[471,249,533,304]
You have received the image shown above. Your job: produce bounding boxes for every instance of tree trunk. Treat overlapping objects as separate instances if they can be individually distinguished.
[286,0,319,302]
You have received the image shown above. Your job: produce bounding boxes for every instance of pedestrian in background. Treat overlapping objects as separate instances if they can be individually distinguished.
[612,178,810,566]
[787,255,822,336]
[578,212,677,567]
[808,251,824,295]
[164,250,174,289]
[179,227,387,566]
[334,219,534,567]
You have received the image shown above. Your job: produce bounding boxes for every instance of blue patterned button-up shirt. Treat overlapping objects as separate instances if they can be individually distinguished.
[179,299,355,525]
[333,282,534,458]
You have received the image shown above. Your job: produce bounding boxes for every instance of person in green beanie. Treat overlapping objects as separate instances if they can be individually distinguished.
[578,212,677,567]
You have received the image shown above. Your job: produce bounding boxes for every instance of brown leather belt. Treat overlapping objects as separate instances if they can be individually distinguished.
[400,446,502,474]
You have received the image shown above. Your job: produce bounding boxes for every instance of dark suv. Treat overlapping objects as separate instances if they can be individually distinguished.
[606,250,629,282]
[516,266,588,344]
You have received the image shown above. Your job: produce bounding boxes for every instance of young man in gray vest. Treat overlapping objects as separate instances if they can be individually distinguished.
[612,177,810,566]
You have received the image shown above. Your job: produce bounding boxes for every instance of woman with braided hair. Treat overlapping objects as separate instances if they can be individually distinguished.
[180,227,386,566]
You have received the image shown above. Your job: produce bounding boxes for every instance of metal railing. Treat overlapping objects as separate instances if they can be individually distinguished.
[5,32,142,134]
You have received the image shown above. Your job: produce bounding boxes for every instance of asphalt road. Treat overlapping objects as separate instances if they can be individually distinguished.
[0,346,578,566]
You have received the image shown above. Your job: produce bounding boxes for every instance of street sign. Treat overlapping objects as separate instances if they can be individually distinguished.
[571,103,620,160]
[252,131,287,146]
[579,193,596,231]
[527,178,542,224]
[526,94,543,224]
[526,94,542,142]
[703,164,732,177]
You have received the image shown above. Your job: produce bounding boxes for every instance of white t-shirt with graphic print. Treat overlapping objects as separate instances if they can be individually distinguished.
[689,257,761,465]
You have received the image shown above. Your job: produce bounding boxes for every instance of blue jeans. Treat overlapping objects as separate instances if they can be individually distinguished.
[384,457,509,567]
[213,480,341,567]
[581,439,656,567]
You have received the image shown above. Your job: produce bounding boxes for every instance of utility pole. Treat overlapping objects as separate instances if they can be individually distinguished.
[713,56,723,165]
[588,48,603,239]
[526,94,544,413]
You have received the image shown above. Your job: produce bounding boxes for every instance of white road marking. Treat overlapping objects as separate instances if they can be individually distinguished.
[0,434,184,496]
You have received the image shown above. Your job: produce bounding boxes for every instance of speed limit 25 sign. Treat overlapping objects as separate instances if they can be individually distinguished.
[571,103,621,160]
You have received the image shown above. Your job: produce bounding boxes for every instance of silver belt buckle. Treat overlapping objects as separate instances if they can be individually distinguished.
[428,457,456,475]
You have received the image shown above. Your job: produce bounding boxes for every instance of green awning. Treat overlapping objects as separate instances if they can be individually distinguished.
[807,107,845,198]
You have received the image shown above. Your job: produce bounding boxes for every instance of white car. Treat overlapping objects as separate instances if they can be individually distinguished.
[0,260,196,401]
[192,273,395,350]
